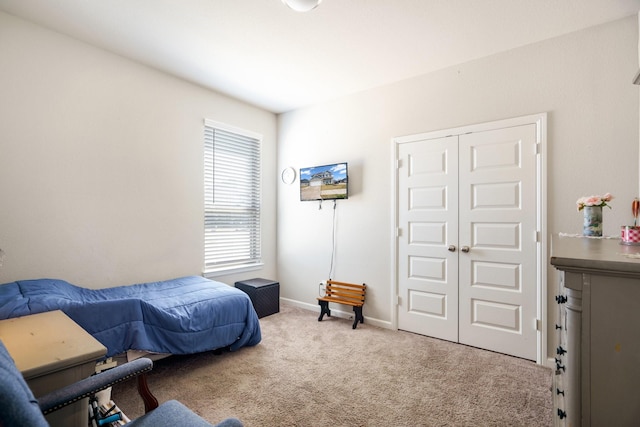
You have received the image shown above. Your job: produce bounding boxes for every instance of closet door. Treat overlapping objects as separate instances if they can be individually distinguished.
[396,119,541,361]
[397,136,459,342]
[457,124,538,361]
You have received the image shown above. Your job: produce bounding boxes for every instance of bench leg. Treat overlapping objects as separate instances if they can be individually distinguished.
[318,300,331,321]
[352,306,364,329]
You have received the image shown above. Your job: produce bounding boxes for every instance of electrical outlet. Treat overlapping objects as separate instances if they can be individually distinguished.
[318,281,326,297]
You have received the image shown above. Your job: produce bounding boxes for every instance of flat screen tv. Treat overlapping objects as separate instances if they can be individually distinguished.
[300,162,348,201]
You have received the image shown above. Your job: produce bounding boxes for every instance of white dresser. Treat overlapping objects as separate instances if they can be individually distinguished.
[550,236,640,426]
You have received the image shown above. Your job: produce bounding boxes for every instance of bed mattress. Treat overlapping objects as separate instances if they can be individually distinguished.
[0,276,262,357]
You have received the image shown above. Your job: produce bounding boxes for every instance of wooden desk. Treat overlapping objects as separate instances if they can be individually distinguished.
[0,310,107,427]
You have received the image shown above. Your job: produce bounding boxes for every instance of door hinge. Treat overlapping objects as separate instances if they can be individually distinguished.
[397,158,403,169]
[395,295,401,305]
[535,319,542,331]
[535,142,541,155]
[396,227,402,237]
[535,231,540,242]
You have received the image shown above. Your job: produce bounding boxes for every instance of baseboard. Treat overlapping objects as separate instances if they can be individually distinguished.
[279,297,392,329]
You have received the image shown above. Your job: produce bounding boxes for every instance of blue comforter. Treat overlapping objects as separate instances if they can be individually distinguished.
[0,276,261,357]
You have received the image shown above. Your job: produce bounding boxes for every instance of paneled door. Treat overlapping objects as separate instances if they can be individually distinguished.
[397,136,459,342]
[396,117,543,361]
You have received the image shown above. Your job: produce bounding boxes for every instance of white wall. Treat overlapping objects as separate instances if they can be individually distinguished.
[0,11,278,288]
[277,16,639,358]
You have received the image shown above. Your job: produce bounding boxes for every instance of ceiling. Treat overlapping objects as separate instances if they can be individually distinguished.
[1,0,638,113]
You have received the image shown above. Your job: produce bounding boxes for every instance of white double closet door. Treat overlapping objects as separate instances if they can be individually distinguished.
[395,116,543,361]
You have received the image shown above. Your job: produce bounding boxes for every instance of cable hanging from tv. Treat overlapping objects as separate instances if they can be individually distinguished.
[328,199,337,279]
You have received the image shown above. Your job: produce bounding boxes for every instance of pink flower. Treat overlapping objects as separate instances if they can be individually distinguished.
[576,193,614,211]
[585,196,601,205]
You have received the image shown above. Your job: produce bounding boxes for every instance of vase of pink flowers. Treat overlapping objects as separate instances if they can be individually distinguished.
[576,193,613,237]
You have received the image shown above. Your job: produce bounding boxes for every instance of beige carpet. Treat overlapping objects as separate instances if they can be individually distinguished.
[112,304,552,426]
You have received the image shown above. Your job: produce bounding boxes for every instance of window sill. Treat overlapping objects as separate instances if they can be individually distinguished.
[203,263,264,279]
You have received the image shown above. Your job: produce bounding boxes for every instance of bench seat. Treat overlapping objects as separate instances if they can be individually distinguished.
[317,280,366,329]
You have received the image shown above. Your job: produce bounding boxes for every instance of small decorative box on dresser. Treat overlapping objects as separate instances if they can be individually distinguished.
[551,235,640,426]
[235,278,280,318]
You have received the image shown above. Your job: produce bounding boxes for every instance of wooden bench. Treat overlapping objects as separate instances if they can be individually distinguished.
[317,280,366,329]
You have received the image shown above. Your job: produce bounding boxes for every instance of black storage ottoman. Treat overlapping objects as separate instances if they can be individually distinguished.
[235,278,279,318]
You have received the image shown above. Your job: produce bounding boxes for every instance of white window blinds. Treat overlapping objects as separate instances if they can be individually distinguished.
[204,120,262,274]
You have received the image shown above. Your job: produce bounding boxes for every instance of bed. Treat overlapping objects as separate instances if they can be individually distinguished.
[0,276,261,358]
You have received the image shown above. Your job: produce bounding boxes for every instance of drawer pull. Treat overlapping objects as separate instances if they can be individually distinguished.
[557,409,567,419]
[556,388,565,396]
[556,346,567,356]
[555,295,567,304]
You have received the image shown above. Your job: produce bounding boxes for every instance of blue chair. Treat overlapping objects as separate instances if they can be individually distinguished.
[0,340,242,427]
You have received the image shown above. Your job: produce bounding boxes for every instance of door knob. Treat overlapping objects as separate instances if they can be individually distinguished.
[461,246,470,253]
[448,245,456,252]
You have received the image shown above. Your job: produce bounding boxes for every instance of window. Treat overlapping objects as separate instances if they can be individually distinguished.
[204,120,262,275]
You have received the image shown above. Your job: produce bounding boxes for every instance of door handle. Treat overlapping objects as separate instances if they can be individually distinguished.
[448,245,456,252]
[461,246,470,253]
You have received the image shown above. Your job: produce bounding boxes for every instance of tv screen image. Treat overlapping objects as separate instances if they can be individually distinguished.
[300,162,348,201]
